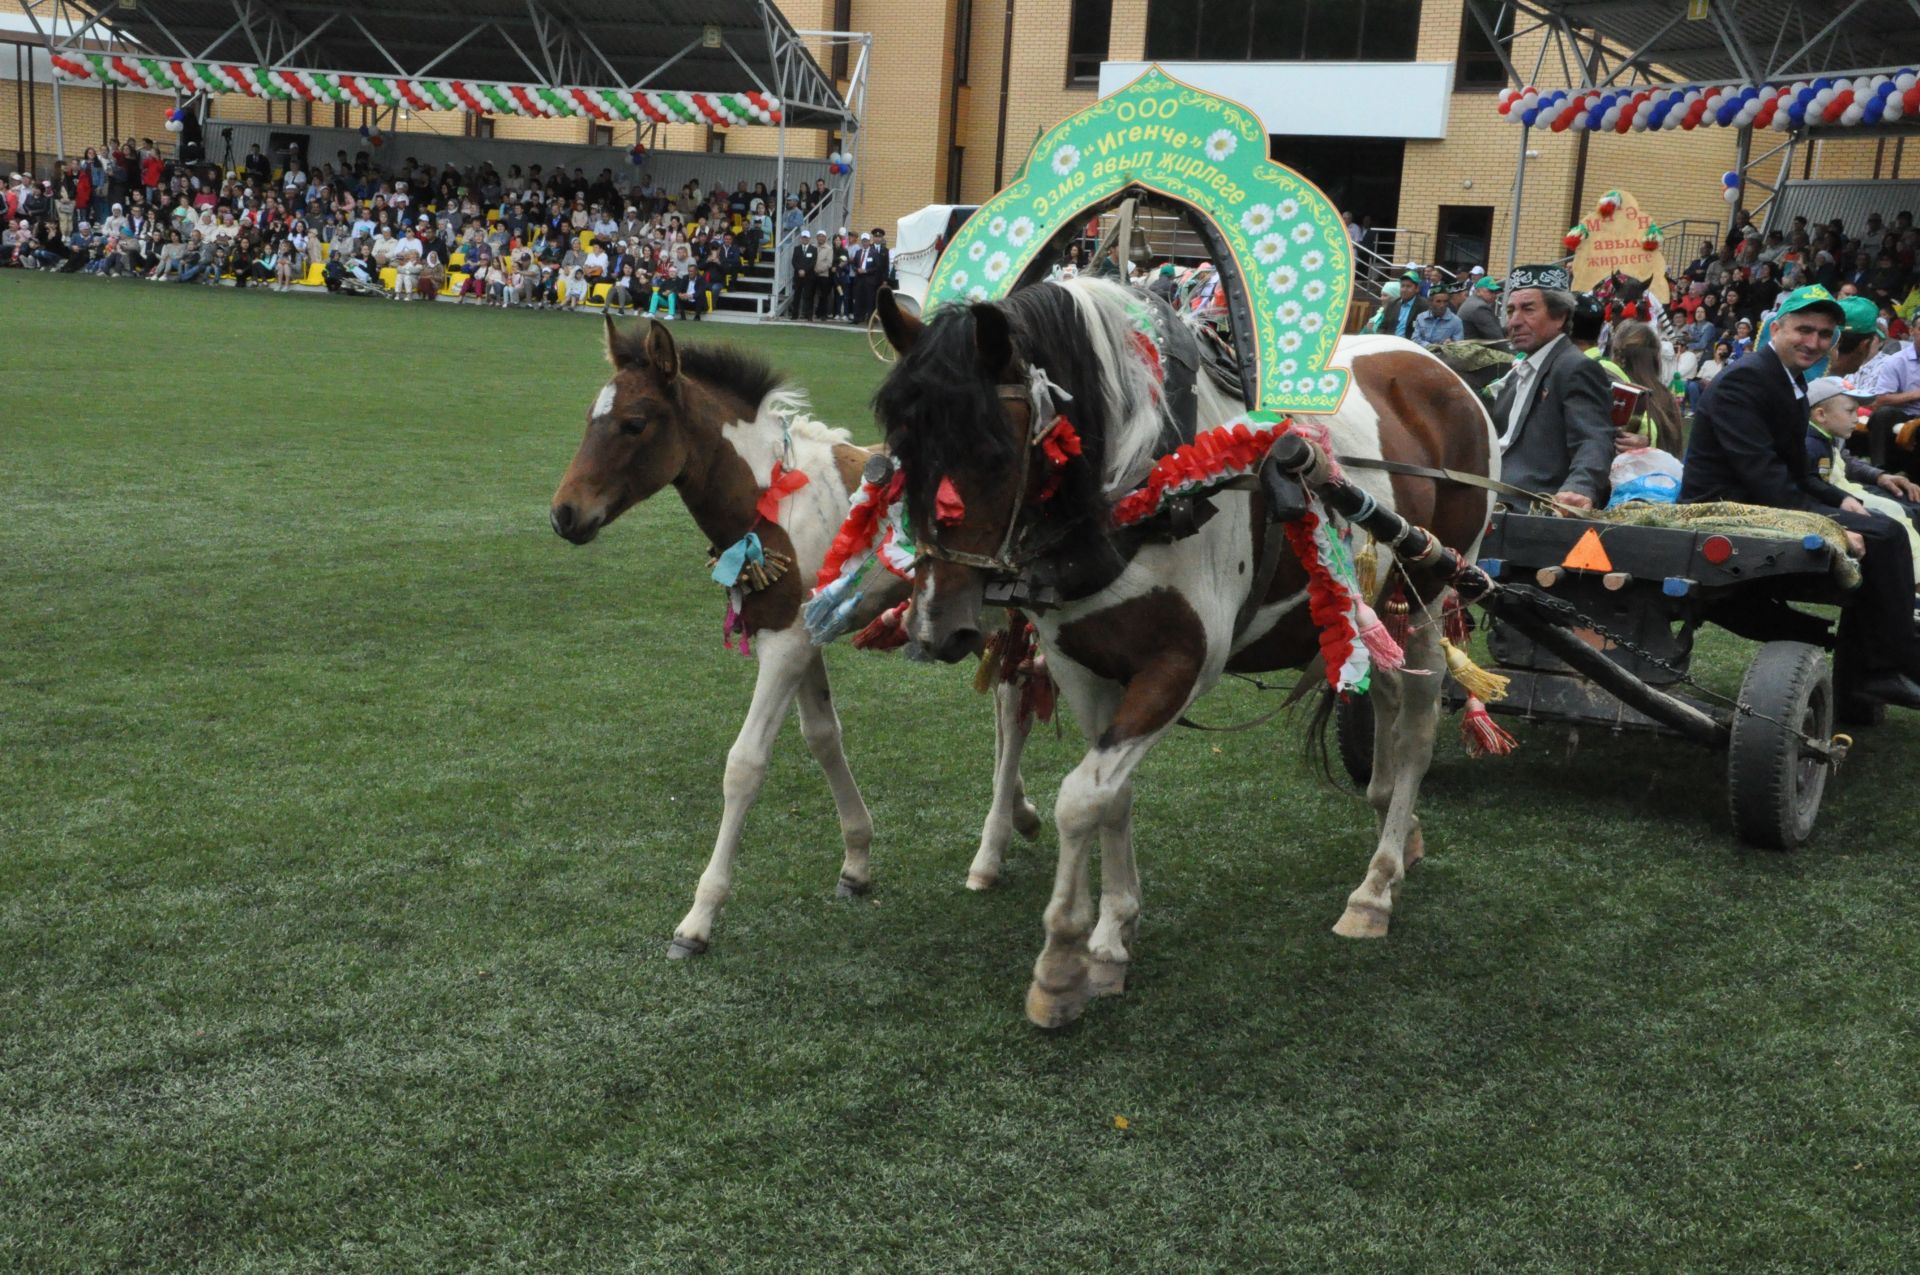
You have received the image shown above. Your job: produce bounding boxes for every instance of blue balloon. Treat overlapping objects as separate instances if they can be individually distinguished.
[1814,76,1833,91]
[1521,107,1539,125]
[1865,101,1884,123]
[1717,102,1739,125]
[1789,102,1807,123]
[1587,105,1608,129]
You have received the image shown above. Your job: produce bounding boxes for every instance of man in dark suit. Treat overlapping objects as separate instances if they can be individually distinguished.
[1489,263,1616,508]
[1683,284,1920,708]
[1456,276,1504,340]
[853,227,890,324]
[789,233,820,319]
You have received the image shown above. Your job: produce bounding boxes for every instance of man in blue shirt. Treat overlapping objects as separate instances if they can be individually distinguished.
[1410,288,1464,346]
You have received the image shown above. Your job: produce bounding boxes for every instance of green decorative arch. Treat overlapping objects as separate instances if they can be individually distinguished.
[925,65,1352,414]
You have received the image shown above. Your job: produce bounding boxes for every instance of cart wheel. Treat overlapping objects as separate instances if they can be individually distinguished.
[867,310,897,364]
[1727,641,1834,851]
[1335,691,1374,788]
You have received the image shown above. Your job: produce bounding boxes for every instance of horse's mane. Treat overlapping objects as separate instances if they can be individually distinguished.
[680,342,849,445]
[877,277,1170,526]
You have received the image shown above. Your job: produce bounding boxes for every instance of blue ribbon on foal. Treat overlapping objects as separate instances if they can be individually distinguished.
[711,532,765,587]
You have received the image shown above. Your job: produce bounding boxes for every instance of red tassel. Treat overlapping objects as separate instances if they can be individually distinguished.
[1381,584,1413,648]
[852,600,911,650]
[1460,695,1517,758]
[1442,592,1473,645]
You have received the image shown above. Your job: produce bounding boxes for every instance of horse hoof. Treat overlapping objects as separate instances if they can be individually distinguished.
[1025,980,1089,1030]
[965,870,998,892]
[1332,903,1390,940]
[835,874,871,899]
[1014,804,1043,840]
[667,935,709,960]
[1088,958,1129,997]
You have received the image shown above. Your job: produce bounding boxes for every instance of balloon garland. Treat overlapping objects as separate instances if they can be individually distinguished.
[1497,71,1920,133]
[49,51,784,126]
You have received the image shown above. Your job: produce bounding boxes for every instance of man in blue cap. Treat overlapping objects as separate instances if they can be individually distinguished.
[1683,283,1920,709]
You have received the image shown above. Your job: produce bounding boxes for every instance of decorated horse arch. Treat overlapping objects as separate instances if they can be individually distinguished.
[925,65,1354,414]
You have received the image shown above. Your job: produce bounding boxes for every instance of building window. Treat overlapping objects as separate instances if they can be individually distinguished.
[590,123,614,147]
[475,115,495,139]
[1457,0,1513,90]
[954,0,974,85]
[1147,0,1421,62]
[706,127,727,154]
[1436,204,1494,273]
[1067,0,1112,85]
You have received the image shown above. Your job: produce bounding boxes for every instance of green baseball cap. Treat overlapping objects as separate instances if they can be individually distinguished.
[1473,276,1501,291]
[1838,294,1880,335]
[1773,283,1845,323]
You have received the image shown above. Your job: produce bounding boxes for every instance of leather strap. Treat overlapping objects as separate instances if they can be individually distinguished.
[1337,454,1582,515]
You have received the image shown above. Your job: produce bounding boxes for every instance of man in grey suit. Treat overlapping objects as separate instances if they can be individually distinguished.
[1488,263,1617,509]
[1456,276,1504,340]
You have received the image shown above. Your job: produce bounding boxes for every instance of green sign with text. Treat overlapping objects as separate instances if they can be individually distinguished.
[926,65,1352,413]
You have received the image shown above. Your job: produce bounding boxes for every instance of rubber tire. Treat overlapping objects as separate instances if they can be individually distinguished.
[1335,691,1375,788]
[1727,641,1834,851]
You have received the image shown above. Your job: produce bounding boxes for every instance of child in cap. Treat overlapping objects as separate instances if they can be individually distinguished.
[1805,375,1920,563]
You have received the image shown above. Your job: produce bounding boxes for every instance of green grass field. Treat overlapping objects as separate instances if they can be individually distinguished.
[5,269,1919,1272]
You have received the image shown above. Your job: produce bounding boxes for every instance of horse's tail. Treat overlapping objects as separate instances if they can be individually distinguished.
[1299,683,1341,785]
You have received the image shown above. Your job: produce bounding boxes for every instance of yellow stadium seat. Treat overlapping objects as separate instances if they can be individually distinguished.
[448,271,471,295]
[589,283,611,307]
[486,209,500,224]
[449,252,466,268]
[579,231,593,250]
[298,262,325,287]
[379,267,398,291]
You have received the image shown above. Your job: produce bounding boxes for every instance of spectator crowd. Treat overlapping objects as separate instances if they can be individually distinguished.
[3,138,879,320]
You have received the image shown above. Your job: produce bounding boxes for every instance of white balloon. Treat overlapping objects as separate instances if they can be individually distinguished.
[1844,104,1866,124]
[1900,73,1917,91]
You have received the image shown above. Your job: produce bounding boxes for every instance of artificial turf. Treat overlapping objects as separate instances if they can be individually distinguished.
[4,269,1918,1272]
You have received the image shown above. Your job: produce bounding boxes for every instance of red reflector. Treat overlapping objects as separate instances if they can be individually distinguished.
[1702,535,1734,565]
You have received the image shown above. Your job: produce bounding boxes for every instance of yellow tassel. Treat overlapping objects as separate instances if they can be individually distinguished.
[1355,537,1379,599]
[1442,638,1510,704]
[974,633,1004,693]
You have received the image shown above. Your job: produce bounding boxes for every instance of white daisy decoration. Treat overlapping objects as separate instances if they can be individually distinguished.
[968,241,987,262]
[1204,129,1238,162]
[989,215,1008,237]
[1279,358,1298,376]
[950,270,970,290]
[966,285,989,302]
[1318,373,1341,394]
[1276,198,1301,221]
[1290,223,1315,244]
[1240,203,1275,235]
[1008,216,1035,247]
[1303,279,1328,302]
[1275,379,1294,394]
[1050,143,1081,177]
[1253,234,1286,265]
[984,251,1011,282]
[1266,265,1299,296]
[1300,312,1324,333]
[1301,249,1325,272]
[1278,331,1303,353]
[1276,300,1304,325]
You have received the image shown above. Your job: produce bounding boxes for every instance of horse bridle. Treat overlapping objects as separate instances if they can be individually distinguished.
[913,361,1081,577]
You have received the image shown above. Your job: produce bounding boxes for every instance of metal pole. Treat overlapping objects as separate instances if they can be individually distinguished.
[1731,124,1751,237]
[773,88,788,320]
[50,62,65,171]
[1506,124,1530,275]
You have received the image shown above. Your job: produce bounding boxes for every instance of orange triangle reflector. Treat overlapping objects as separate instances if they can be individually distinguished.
[1562,527,1613,572]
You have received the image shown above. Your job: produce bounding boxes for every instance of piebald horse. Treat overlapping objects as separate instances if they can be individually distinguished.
[875,277,1496,1027]
[551,317,1042,957]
